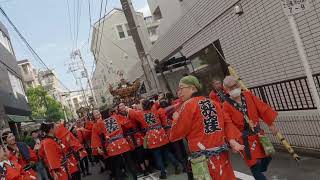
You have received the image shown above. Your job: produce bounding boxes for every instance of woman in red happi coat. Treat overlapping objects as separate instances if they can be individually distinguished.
[38,122,69,180]
[2,132,38,180]
[222,76,279,180]
[0,143,29,180]
[170,75,244,180]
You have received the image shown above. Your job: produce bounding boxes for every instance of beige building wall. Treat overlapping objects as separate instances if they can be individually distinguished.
[91,9,152,106]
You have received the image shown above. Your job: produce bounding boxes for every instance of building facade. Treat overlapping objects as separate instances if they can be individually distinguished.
[61,90,92,118]
[0,20,30,135]
[17,59,39,89]
[144,16,160,44]
[148,0,320,150]
[91,8,154,107]
[38,69,64,103]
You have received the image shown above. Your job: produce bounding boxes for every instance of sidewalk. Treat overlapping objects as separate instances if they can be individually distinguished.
[231,151,320,180]
[84,151,320,180]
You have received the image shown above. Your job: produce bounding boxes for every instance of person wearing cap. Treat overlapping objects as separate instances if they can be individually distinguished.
[222,76,279,180]
[54,123,82,180]
[38,122,69,180]
[169,75,244,180]
[0,141,28,180]
[2,131,38,180]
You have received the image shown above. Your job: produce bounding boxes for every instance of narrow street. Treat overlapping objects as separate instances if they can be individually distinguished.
[83,151,320,180]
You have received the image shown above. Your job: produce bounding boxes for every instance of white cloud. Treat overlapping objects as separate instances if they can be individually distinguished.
[137,3,151,17]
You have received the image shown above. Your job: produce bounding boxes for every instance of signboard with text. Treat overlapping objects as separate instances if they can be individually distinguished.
[281,0,311,16]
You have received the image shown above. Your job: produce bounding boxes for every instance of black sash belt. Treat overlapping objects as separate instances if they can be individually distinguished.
[190,143,229,159]
[142,125,162,133]
[242,127,261,160]
[108,134,124,144]
[23,164,33,171]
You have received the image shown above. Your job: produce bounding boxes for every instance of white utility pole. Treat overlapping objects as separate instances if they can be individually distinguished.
[73,49,97,105]
[281,0,320,113]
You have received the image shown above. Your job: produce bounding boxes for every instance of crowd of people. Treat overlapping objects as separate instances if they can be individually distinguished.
[0,75,280,180]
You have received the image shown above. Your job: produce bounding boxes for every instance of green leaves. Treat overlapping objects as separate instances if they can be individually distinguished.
[26,86,65,121]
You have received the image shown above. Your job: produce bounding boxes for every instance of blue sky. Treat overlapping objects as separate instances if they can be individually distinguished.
[0,0,150,91]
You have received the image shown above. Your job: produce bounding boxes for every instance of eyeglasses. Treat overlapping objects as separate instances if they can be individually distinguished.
[177,86,192,92]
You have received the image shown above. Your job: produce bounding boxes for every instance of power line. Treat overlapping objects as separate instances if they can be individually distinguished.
[93,0,105,58]
[0,6,71,92]
[75,0,83,48]
[96,0,108,59]
[87,0,92,44]
[66,0,74,50]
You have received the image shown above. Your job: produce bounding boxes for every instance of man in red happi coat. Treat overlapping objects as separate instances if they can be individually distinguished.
[222,76,279,180]
[170,75,244,180]
[39,122,69,180]
[91,110,107,172]
[121,99,181,179]
[2,132,38,180]
[54,123,81,180]
[102,110,138,180]
[116,103,150,176]
[74,120,91,176]
[209,78,228,104]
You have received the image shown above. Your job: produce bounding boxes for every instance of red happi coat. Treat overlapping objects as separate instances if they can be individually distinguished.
[223,91,277,167]
[128,109,169,149]
[158,108,173,139]
[0,160,27,180]
[55,124,80,175]
[91,119,106,156]
[84,121,93,139]
[104,115,131,156]
[118,115,144,150]
[209,89,227,105]
[170,96,241,180]
[7,143,38,180]
[39,136,69,180]
[76,128,89,159]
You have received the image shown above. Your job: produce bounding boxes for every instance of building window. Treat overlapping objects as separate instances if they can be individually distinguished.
[125,24,131,36]
[22,64,29,75]
[7,71,26,99]
[0,31,13,54]
[148,27,157,36]
[116,25,126,39]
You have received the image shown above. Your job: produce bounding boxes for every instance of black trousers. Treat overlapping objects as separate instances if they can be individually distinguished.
[109,152,137,180]
[71,171,81,180]
[80,156,90,174]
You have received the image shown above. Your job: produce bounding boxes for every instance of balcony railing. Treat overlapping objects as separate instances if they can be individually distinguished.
[250,73,320,111]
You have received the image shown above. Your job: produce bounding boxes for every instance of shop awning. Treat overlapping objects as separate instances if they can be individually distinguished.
[7,115,33,123]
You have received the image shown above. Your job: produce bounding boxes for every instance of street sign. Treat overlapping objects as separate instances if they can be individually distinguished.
[281,0,311,16]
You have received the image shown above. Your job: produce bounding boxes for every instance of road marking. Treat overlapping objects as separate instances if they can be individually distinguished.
[234,171,255,180]
[138,170,254,180]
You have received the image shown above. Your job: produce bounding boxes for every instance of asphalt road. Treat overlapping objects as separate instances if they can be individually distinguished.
[83,151,320,180]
